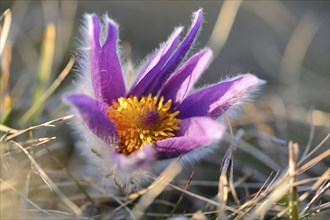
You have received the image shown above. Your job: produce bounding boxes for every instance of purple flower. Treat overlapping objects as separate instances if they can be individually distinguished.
[65,9,265,192]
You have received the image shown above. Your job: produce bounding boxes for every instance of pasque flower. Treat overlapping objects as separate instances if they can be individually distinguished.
[66,9,265,192]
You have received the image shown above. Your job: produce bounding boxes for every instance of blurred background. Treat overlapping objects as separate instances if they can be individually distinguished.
[1,0,329,219]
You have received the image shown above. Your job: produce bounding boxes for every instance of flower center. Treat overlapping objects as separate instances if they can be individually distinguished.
[107,94,180,155]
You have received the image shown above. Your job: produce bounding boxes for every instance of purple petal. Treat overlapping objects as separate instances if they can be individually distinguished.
[155,117,225,159]
[87,15,125,105]
[65,94,118,143]
[113,145,156,172]
[161,9,204,75]
[177,74,266,119]
[160,48,212,106]
[128,27,183,97]
[129,9,204,97]
[145,9,204,96]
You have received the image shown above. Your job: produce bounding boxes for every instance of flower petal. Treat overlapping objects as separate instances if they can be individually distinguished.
[129,9,204,97]
[113,145,156,172]
[155,117,225,159]
[66,94,118,143]
[160,9,204,75]
[160,48,212,106]
[148,9,204,95]
[177,74,266,119]
[128,27,183,97]
[87,14,125,105]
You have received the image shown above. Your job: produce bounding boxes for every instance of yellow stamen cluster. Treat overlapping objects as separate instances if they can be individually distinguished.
[107,94,180,155]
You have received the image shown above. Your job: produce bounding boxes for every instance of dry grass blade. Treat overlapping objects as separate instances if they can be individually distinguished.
[274,169,330,219]
[0,124,18,134]
[20,170,32,212]
[165,180,244,216]
[0,179,51,215]
[0,9,11,55]
[270,170,329,219]
[298,133,330,166]
[131,157,182,219]
[24,209,92,220]
[207,0,243,58]
[217,164,229,218]
[1,43,11,96]
[32,180,91,190]
[274,170,330,219]
[145,209,244,218]
[280,13,321,84]
[10,141,81,215]
[216,123,242,219]
[5,115,73,141]
[98,188,135,220]
[235,136,281,170]
[287,107,330,128]
[235,171,280,219]
[0,177,17,192]
[19,136,56,146]
[217,115,234,218]
[20,57,74,123]
[227,132,242,206]
[128,156,182,200]
[2,137,56,157]
[169,171,194,217]
[254,171,280,200]
[300,182,330,216]
[217,156,231,219]
[252,140,328,219]
[296,149,329,175]
[300,202,330,219]
[252,179,290,218]
[299,169,330,202]
[1,39,12,123]
[44,146,95,205]
[248,128,287,146]
[19,23,56,125]
[251,142,299,218]
[301,108,316,159]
